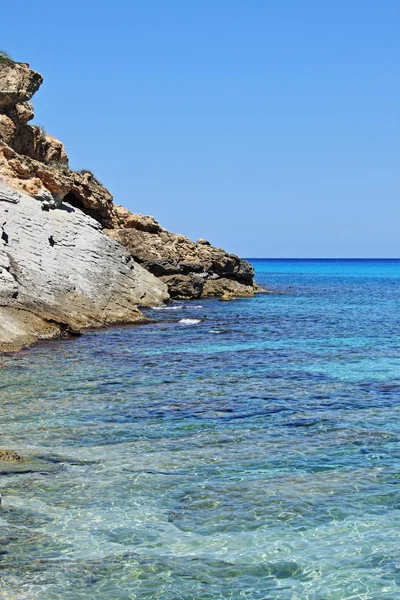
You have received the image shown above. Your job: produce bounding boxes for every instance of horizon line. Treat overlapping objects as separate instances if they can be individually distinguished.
[244,257,400,260]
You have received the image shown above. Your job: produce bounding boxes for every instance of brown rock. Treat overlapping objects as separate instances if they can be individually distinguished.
[107,216,254,285]
[0,61,43,107]
[0,449,25,462]
[0,114,16,145]
[203,278,255,298]
[0,146,114,226]
[5,123,69,167]
[105,208,256,298]
[37,133,69,165]
[113,205,163,232]
[14,101,34,123]
[160,274,204,299]
[0,56,257,324]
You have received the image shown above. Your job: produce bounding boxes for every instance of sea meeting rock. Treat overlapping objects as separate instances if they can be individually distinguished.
[107,205,256,299]
[0,181,169,351]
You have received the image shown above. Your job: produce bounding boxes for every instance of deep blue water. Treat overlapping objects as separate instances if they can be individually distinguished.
[1,259,400,599]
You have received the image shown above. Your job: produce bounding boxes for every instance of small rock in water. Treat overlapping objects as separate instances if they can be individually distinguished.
[0,449,25,462]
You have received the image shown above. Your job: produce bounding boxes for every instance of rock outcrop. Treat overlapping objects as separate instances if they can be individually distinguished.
[0,181,168,352]
[0,57,259,350]
[0,60,115,227]
[0,60,42,107]
[106,206,256,299]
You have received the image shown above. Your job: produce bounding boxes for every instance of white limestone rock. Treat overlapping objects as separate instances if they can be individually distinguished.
[0,181,169,350]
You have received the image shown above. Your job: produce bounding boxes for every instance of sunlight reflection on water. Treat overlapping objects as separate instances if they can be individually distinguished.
[1,260,400,599]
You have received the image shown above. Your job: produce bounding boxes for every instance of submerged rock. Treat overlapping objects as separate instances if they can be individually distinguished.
[0,449,25,462]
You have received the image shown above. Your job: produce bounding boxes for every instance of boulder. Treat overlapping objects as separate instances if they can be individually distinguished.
[36,133,69,165]
[0,122,69,167]
[203,278,255,298]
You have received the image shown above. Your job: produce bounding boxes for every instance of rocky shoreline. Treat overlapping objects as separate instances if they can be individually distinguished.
[0,56,261,353]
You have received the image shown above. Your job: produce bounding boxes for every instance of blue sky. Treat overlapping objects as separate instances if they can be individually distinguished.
[2,1,399,257]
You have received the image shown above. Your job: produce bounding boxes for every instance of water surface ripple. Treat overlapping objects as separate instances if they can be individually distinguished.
[1,259,400,599]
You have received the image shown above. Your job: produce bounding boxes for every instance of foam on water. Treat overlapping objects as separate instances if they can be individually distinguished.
[151,305,182,310]
[1,259,400,599]
[151,304,203,311]
[178,318,201,325]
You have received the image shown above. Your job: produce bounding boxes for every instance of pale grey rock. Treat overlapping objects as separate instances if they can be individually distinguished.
[0,183,19,203]
[34,186,58,209]
[0,181,169,350]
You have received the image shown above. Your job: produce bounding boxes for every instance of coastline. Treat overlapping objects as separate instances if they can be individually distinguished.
[0,59,257,354]
[0,290,269,355]
[1,259,399,597]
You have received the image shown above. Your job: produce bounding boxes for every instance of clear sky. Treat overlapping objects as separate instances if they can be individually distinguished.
[2,1,399,257]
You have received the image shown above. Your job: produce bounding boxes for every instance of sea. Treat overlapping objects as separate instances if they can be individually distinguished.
[1,259,400,600]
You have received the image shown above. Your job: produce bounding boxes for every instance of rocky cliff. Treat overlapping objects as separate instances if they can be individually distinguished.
[0,60,115,226]
[106,207,255,299]
[0,58,169,351]
[0,56,257,350]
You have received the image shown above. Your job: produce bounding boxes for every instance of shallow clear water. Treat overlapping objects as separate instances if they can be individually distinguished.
[1,259,400,599]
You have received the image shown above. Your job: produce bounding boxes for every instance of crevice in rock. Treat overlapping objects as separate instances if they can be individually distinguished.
[48,235,55,247]
[1,230,8,245]
[62,191,84,212]
[63,192,103,225]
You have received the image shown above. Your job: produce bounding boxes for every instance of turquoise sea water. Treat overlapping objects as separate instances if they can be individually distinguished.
[1,259,400,599]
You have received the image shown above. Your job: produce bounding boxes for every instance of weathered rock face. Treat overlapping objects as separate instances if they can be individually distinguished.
[106,205,256,299]
[0,182,169,351]
[160,274,205,299]
[0,61,115,227]
[0,57,258,353]
[0,144,115,225]
[0,61,43,107]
